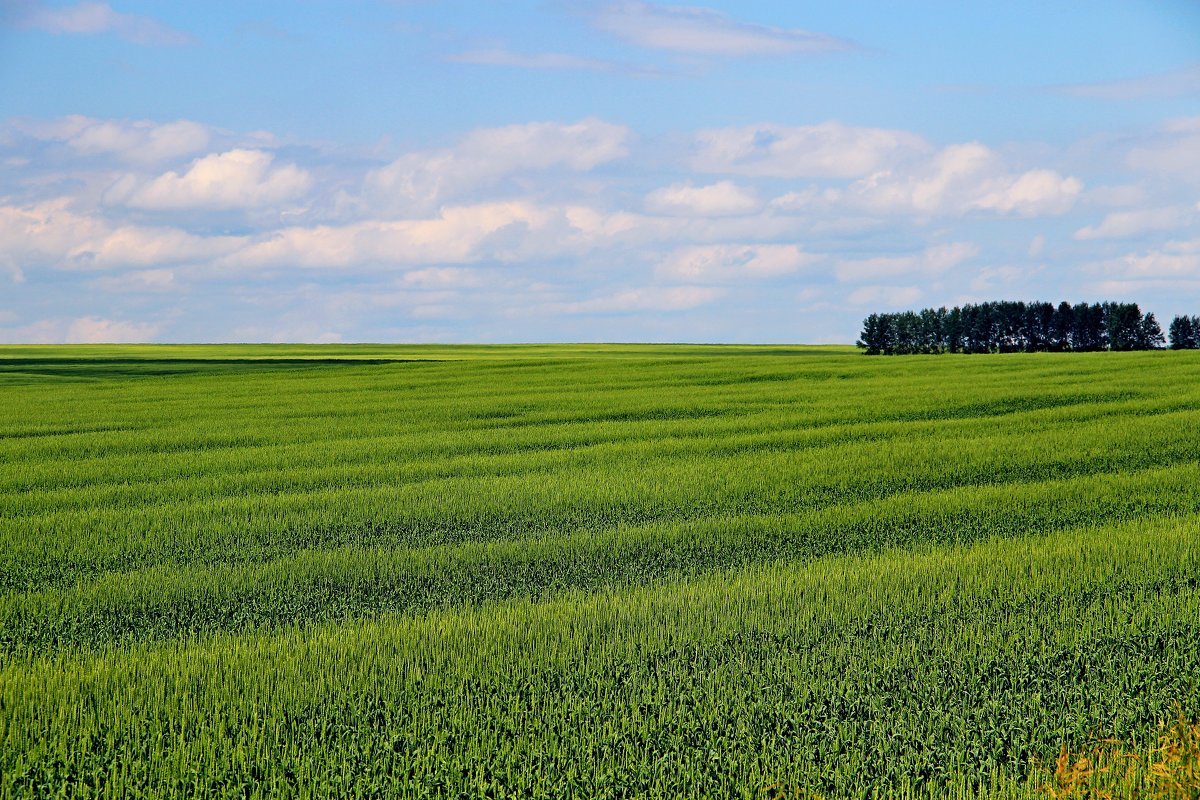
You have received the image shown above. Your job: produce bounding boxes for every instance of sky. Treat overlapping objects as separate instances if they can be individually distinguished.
[1,1,1198,344]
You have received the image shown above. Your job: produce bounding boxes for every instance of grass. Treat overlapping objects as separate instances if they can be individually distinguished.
[1,344,1198,798]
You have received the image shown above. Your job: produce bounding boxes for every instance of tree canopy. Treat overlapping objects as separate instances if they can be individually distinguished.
[857,301,1167,355]
[1168,315,1200,350]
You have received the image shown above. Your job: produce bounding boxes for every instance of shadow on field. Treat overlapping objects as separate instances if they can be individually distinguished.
[0,357,442,381]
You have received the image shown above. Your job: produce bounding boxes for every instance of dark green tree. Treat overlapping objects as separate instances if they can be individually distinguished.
[1104,302,1144,351]
[859,300,1175,355]
[856,313,885,355]
[1050,302,1073,351]
[1168,315,1200,349]
[1136,312,1165,350]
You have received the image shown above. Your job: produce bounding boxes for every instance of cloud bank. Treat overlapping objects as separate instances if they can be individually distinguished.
[1,110,1190,344]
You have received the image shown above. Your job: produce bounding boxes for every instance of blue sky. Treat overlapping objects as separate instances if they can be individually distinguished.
[1,1,1198,343]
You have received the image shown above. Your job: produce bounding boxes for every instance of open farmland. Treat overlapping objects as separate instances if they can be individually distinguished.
[1,344,1198,798]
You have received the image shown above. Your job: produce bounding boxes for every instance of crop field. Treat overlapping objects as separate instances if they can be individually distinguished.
[1,344,1198,798]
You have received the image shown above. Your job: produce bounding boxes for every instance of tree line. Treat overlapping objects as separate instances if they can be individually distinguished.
[855,301,1200,355]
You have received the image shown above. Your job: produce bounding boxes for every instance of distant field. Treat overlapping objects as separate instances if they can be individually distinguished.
[2,344,1198,798]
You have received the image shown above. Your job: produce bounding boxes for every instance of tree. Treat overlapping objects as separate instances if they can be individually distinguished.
[1169,315,1200,350]
[1073,303,1106,352]
[1027,302,1055,353]
[1050,302,1074,351]
[856,313,884,355]
[858,300,1180,355]
[1104,302,1144,351]
[1136,312,1165,350]
[944,306,963,353]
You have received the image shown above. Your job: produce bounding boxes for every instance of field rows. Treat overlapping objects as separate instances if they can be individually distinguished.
[4,519,1198,798]
[2,345,1199,797]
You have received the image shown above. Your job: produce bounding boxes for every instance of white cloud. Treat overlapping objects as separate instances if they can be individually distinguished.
[399,267,485,289]
[1084,183,1147,208]
[1028,234,1046,257]
[1059,62,1200,100]
[561,203,804,248]
[972,169,1082,215]
[218,201,563,270]
[0,198,245,269]
[1097,239,1200,279]
[0,315,162,344]
[644,180,759,216]
[445,48,632,73]
[1093,278,1200,295]
[657,243,816,283]
[10,1,193,45]
[16,115,211,164]
[551,285,723,314]
[692,121,928,179]
[89,268,177,292]
[110,149,313,210]
[0,110,1185,342]
[363,118,630,213]
[835,242,978,283]
[588,1,854,56]
[846,285,923,308]
[66,316,161,342]
[969,265,1038,294]
[0,199,106,264]
[1084,184,1148,209]
[1074,206,1193,240]
[0,252,24,283]
[1126,117,1200,178]
[840,143,1081,217]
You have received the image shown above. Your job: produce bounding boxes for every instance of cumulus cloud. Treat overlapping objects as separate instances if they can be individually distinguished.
[834,242,979,283]
[217,201,567,270]
[109,149,313,210]
[840,143,1082,217]
[972,169,1082,215]
[560,203,807,248]
[551,285,723,314]
[0,315,162,344]
[587,1,854,56]
[66,315,162,342]
[363,118,630,214]
[657,243,817,283]
[7,1,193,45]
[0,109,1177,342]
[13,115,211,164]
[1096,239,1200,279]
[692,121,928,179]
[0,198,245,269]
[1074,206,1193,240]
[644,180,759,216]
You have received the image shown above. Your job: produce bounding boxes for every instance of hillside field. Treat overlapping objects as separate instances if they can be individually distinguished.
[1,344,1198,798]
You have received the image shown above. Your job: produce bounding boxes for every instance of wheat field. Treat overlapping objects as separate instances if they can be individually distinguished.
[2,345,1198,798]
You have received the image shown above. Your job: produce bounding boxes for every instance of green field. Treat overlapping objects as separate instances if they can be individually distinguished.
[2,344,1198,798]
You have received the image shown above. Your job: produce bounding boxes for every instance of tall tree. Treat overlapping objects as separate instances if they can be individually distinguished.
[858,300,1181,355]
[1136,312,1165,350]
[1050,302,1074,352]
[1169,316,1199,350]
